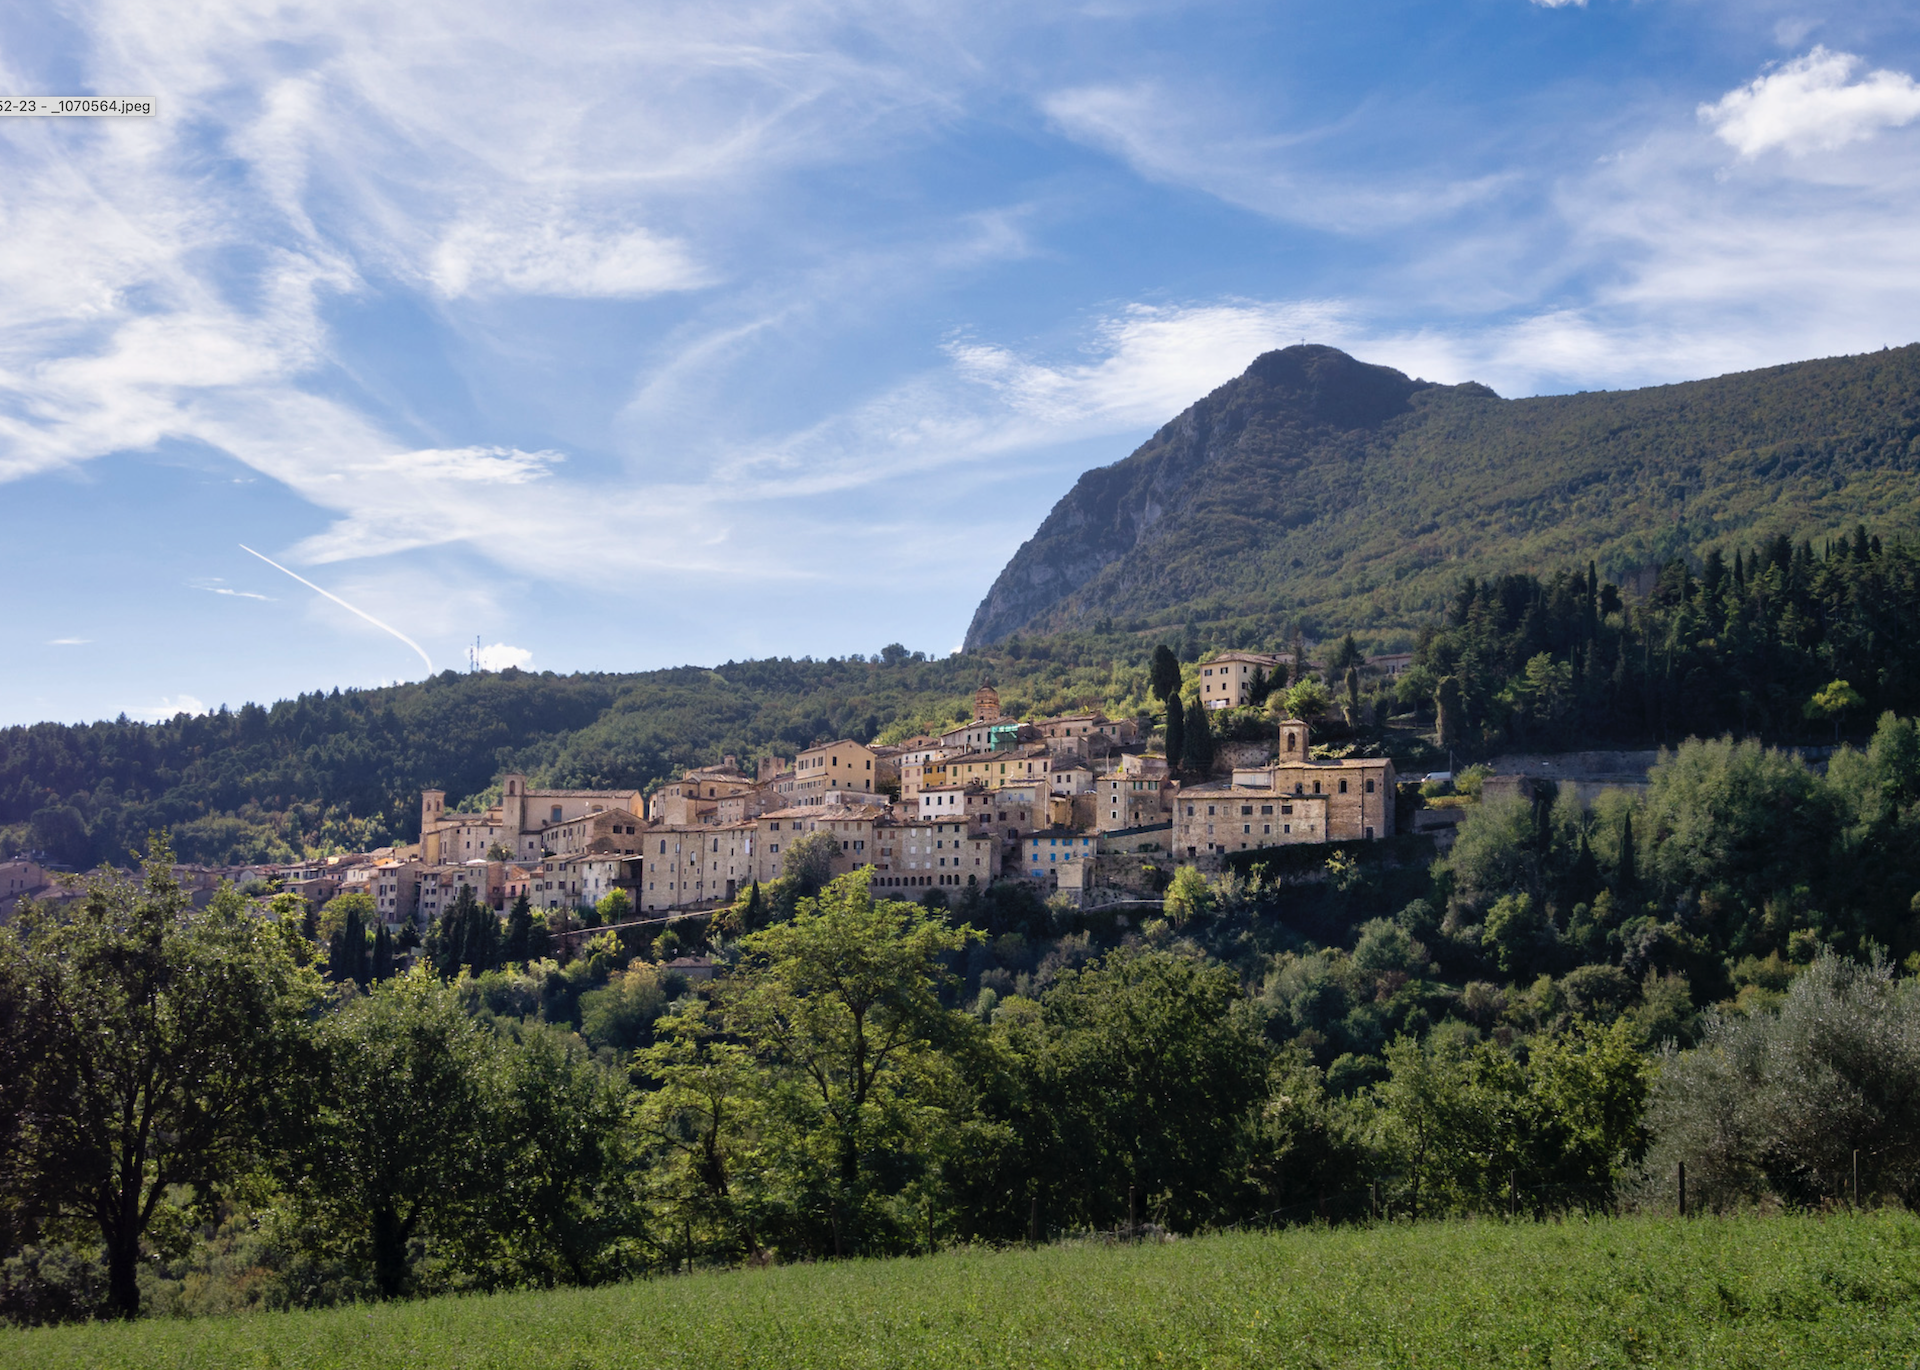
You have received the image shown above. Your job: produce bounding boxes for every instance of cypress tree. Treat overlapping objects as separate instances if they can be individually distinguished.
[1614,812,1638,907]
[1435,675,1466,749]
[1165,690,1186,767]
[328,905,370,986]
[1182,697,1214,774]
[1149,644,1181,703]
[504,891,533,963]
[370,921,395,981]
[1568,830,1600,906]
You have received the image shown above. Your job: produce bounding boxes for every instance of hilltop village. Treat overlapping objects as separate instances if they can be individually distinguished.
[3,657,1405,928]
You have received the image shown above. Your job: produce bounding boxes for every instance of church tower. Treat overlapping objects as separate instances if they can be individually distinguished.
[1276,718,1311,764]
[973,682,1002,721]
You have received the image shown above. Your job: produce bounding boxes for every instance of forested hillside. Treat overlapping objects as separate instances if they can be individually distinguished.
[0,645,1160,867]
[966,342,1920,647]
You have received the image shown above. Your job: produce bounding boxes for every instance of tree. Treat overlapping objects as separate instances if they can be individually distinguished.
[503,891,535,963]
[1163,865,1216,926]
[1164,689,1186,767]
[327,900,371,986]
[432,885,501,978]
[0,844,320,1317]
[1643,952,1920,1210]
[485,1023,642,1287]
[782,829,841,899]
[1343,665,1362,726]
[1435,675,1466,748]
[720,869,979,1255]
[1805,678,1866,742]
[318,890,377,948]
[1181,697,1214,774]
[1149,644,1182,705]
[634,1000,766,1263]
[997,947,1268,1233]
[1284,678,1331,723]
[289,968,496,1298]
[1327,634,1364,677]
[370,920,396,982]
[596,888,633,924]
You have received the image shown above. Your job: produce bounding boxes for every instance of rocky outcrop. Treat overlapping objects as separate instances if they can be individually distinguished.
[963,345,1436,647]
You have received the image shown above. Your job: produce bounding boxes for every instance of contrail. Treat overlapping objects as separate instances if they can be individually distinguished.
[239,545,434,676]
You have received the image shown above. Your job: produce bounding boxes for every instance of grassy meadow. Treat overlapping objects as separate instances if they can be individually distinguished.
[7,1214,1920,1369]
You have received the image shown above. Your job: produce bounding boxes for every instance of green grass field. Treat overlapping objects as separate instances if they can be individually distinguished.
[7,1215,1920,1369]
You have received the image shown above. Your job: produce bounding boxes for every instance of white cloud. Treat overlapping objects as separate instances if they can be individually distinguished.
[947,300,1352,428]
[1701,47,1920,157]
[47,638,92,645]
[131,694,208,719]
[1529,0,1585,8]
[472,642,532,671]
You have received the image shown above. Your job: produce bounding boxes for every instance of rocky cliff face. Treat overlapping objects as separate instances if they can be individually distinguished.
[964,345,1440,647]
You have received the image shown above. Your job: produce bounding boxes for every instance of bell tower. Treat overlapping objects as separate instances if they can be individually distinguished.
[501,773,527,840]
[973,682,1002,722]
[420,789,445,864]
[1276,718,1311,764]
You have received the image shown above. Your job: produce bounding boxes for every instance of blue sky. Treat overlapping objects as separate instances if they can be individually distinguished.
[5,0,1920,726]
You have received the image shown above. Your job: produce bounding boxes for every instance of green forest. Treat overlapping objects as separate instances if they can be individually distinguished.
[8,699,1920,1322]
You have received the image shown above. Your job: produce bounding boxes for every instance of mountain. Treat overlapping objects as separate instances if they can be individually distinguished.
[965,343,1920,647]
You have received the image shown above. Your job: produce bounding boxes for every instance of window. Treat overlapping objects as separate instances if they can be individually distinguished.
[1282,804,1294,815]
[1243,824,1251,834]
[1241,805,1253,815]
[1365,826,1375,839]
[1365,779,1376,793]
[1339,779,1349,794]
[1261,804,1273,815]
[1207,805,1216,816]
[1313,781,1322,794]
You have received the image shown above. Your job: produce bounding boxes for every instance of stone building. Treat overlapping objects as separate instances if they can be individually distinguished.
[1198,651,1285,710]
[791,739,882,803]
[872,817,998,892]
[421,773,644,864]
[1171,719,1394,858]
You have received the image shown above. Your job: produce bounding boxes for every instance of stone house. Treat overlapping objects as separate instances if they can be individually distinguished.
[872,817,998,892]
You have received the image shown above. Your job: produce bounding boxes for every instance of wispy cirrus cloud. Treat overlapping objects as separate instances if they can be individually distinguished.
[1042,82,1513,233]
